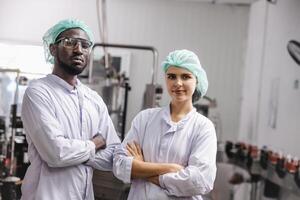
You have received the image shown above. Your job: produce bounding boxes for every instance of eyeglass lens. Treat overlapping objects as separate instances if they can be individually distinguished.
[56,37,92,50]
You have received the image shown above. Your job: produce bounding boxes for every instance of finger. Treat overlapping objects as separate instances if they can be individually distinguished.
[126,150,132,156]
[126,143,135,153]
[126,144,133,152]
[126,144,138,156]
[126,143,132,149]
[134,141,143,155]
[130,141,138,152]
[127,147,135,156]
[127,142,135,151]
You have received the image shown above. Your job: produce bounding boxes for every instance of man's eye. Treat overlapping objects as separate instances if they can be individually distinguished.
[81,42,90,49]
[64,39,74,46]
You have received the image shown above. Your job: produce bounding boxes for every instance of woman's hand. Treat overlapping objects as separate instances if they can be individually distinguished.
[166,163,184,173]
[126,141,144,162]
[147,176,160,186]
[147,163,184,186]
[126,141,184,180]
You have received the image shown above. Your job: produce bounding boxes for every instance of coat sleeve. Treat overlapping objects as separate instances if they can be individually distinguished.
[84,97,121,171]
[21,87,96,168]
[159,120,217,197]
[112,111,146,183]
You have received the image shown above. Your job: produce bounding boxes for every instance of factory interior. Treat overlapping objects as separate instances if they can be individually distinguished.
[0,0,300,199]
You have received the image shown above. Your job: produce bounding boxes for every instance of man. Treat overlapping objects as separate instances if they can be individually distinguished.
[21,19,120,200]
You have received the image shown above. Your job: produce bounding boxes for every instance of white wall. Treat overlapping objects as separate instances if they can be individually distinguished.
[0,0,249,141]
[106,0,250,141]
[239,0,267,143]
[239,1,300,199]
[239,0,300,157]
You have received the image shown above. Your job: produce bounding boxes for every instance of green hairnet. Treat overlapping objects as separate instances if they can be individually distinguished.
[162,49,208,97]
[42,18,94,64]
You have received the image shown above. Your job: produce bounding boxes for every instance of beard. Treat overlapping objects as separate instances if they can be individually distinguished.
[57,54,87,76]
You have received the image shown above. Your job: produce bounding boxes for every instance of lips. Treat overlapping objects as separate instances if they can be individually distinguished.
[173,90,185,94]
[72,56,84,64]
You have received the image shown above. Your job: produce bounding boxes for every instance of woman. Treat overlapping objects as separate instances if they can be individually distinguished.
[113,49,217,200]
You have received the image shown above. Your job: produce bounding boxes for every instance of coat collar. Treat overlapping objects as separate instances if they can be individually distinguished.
[162,104,196,134]
[47,74,82,93]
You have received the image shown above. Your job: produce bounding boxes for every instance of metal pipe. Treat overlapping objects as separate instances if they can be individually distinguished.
[91,43,159,85]
[10,71,20,175]
[0,68,46,76]
[121,81,130,141]
[0,68,20,73]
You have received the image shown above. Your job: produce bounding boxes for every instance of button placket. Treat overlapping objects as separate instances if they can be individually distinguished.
[159,127,175,162]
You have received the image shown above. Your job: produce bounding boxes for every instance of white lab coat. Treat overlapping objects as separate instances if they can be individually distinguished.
[113,106,217,200]
[21,74,120,200]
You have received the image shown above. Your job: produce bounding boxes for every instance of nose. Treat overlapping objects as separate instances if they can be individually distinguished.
[174,78,183,86]
[73,42,83,53]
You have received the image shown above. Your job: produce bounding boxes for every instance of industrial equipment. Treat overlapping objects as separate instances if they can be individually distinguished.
[223,141,300,200]
[84,44,162,199]
[0,69,30,199]
[83,43,161,140]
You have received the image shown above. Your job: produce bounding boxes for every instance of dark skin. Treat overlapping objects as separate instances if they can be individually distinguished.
[49,28,104,151]
[49,28,89,86]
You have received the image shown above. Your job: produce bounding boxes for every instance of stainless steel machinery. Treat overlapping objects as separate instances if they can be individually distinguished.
[83,43,162,140]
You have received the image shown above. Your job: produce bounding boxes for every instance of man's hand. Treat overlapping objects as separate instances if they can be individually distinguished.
[91,133,106,151]
[126,141,144,162]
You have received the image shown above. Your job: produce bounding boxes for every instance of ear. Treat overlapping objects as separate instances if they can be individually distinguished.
[49,44,57,57]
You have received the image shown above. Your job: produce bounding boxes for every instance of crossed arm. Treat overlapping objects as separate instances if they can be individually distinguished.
[22,87,117,168]
[113,137,217,197]
[91,134,106,150]
[126,142,183,185]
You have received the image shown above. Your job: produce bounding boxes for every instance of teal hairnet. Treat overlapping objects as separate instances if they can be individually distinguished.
[42,19,94,64]
[162,49,208,97]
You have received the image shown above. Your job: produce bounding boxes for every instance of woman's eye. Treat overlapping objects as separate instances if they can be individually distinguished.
[167,74,176,79]
[182,75,191,80]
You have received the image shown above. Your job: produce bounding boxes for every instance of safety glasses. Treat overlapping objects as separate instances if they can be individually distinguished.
[55,37,93,51]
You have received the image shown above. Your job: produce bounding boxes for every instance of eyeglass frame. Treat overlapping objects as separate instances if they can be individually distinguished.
[54,37,93,51]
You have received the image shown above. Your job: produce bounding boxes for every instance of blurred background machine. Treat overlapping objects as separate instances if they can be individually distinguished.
[220,141,300,200]
[0,69,29,200]
[81,43,162,140]
[83,43,162,200]
[0,43,163,199]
